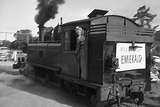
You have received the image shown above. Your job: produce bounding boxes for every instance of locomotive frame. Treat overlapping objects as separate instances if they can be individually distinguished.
[25,9,154,106]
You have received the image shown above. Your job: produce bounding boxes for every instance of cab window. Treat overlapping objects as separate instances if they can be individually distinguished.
[64,30,78,51]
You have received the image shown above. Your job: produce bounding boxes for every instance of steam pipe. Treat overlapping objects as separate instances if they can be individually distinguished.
[60,17,63,25]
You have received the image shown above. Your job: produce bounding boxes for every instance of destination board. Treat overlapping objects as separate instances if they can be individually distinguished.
[116,43,146,71]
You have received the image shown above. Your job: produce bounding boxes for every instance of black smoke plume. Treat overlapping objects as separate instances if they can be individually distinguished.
[35,0,64,26]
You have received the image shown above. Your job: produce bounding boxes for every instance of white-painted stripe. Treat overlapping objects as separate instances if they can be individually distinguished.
[28,43,61,47]
[47,43,61,46]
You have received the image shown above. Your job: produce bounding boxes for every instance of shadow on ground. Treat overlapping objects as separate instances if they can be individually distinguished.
[0,72,88,107]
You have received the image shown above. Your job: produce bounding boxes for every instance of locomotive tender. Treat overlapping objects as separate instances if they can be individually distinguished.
[26,9,153,106]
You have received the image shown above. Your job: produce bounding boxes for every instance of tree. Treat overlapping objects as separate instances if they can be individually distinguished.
[133,5,158,30]
[152,30,160,56]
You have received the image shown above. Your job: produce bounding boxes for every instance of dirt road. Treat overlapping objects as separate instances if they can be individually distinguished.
[0,61,88,107]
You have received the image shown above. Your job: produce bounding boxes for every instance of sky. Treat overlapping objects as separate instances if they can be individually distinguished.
[0,0,160,41]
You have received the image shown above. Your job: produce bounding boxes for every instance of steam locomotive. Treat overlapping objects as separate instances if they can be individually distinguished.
[24,9,154,106]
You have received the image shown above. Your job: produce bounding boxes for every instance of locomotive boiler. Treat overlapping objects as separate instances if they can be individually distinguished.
[25,9,154,106]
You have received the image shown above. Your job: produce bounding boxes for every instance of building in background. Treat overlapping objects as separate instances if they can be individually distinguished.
[11,29,32,53]
[14,29,32,44]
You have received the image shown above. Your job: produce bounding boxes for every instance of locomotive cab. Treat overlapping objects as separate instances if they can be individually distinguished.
[88,15,153,105]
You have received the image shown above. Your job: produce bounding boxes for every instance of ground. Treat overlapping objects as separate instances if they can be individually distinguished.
[0,61,160,107]
[0,61,88,107]
[143,82,160,107]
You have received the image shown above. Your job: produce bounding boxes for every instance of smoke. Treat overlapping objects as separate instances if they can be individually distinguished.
[35,0,64,26]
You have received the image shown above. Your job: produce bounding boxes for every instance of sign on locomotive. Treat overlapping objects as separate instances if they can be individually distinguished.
[116,43,146,71]
[25,9,154,107]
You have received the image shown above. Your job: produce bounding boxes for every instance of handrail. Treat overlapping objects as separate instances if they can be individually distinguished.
[29,40,61,44]
[107,25,153,36]
[90,24,154,36]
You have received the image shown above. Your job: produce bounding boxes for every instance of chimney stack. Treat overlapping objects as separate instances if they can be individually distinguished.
[60,17,63,25]
[38,24,44,41]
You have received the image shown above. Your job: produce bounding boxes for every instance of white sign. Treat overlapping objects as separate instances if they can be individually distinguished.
[116,43,146,71]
